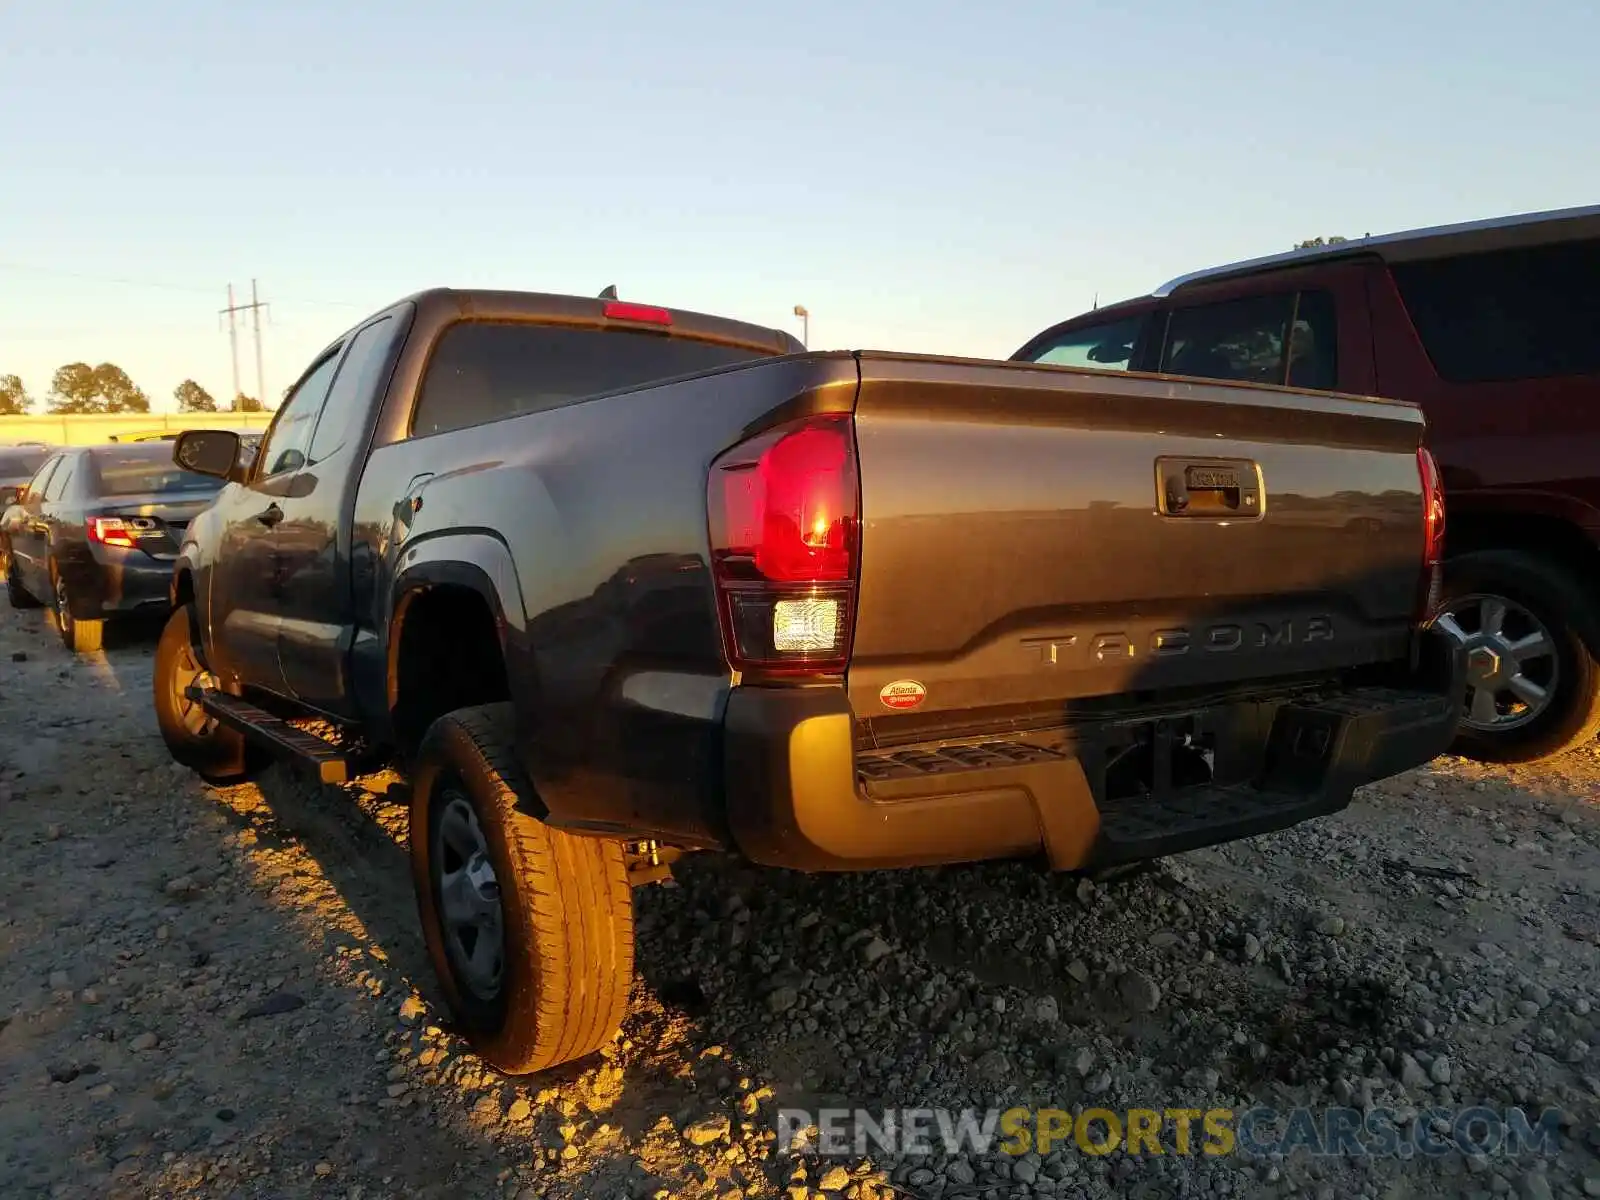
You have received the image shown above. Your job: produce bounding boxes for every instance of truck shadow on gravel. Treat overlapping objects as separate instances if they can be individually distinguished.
[214,765,442,1013]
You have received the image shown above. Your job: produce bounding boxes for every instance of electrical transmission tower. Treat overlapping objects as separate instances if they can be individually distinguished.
[220,280,270,409]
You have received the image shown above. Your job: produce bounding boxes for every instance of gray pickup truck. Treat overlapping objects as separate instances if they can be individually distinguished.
[157,287,1462,1074]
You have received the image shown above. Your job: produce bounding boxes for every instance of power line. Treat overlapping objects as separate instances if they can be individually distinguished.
[0,260,366,310]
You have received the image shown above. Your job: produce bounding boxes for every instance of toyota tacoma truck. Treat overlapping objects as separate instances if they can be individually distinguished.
[156,287,1463,1075]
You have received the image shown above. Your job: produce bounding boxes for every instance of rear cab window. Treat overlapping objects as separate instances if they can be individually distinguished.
[410,323,767,438]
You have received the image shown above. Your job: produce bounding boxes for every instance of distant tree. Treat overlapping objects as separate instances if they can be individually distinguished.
[174,379,217,413]
[48,362,100,413]
[46,361,150,413]
[0,374,30,415]
[94,363,150,413]
[231,393,265,413]
[1294,235,1350,250]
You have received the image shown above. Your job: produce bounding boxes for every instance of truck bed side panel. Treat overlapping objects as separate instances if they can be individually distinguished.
[348,353,859,847]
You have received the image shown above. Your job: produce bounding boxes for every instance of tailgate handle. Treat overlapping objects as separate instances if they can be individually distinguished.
[1158,458,1262,518]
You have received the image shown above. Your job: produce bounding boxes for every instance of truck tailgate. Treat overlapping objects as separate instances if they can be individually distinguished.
[847,354,1429,721]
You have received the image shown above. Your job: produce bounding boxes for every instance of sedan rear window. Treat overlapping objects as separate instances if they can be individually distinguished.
[0,449,48,477]
[91,454,225,497]
[412,322,766,438]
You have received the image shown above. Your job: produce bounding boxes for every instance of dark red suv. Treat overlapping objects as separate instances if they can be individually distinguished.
[1013,205,1600,763]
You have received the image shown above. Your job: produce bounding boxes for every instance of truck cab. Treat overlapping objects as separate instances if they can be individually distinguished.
[1015,204,1600,763]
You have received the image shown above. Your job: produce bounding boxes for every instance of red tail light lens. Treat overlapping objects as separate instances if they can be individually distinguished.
[1417,446,1445,620]
[708,413,859,673]
[87,516,140,549]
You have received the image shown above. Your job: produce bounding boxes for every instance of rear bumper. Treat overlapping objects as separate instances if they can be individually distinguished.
[724,627,1464,872]
[60,549,174,618]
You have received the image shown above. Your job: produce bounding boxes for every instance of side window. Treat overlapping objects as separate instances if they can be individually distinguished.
[308,317,397,465]
[1024,314,1146,372]
[43,456,76,502]
[25,457,60,501]
[1161,293,1295,385]
[1286,290,1339,390]
[1390,239,1600,383]
[256,350,342,478]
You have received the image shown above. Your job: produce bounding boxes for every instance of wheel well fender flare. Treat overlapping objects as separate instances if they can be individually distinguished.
[384,531,528,712]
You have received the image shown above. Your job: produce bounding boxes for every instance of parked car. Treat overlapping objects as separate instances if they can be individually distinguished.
[0,445,51,511]
[156,287,1461,1075]
[3,442,228,651]
[1014,204,1600,764]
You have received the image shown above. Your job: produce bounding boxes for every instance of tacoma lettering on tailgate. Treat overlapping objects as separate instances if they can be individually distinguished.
[1023,616,1334,667]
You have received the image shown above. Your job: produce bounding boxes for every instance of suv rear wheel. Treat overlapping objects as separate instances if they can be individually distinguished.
[410,702,634,1075]
[1436,549,1600,763]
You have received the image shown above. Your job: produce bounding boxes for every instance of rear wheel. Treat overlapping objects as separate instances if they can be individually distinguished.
[6,554,39,609]
[51,565,104,654]
[1435,549,1600,763]
[410,702,634,1075]
[153,604,260,783]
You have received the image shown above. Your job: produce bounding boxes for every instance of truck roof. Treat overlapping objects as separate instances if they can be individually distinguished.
[1149,203,1600,300]
[392,288,803,357]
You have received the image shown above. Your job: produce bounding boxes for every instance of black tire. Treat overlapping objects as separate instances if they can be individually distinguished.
[153,604,259,783]
[6,554,39,609]
[410,702,634,1075]
[48,559,104,653]
[1438,549,1600,763]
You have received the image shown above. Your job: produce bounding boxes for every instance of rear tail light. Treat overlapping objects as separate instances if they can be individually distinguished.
[1417,446,1445,621]
[87,516,155,550]
[707,413,859,674]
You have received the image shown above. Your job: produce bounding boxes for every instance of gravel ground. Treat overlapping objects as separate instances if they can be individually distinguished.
[2,602,1599,1200]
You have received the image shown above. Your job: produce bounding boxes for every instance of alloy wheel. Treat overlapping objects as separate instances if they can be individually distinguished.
[434,790,506,1001]
[1434,593,1558,732]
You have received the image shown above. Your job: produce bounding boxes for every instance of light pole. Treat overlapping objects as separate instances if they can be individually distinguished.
[793,304,809,349]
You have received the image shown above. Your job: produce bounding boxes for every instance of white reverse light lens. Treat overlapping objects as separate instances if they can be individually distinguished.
[772,598,840,652]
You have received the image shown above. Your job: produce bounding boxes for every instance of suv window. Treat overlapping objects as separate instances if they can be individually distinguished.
[309,317,396,464]
[257,350,341,477]
[411,322,764,438]
[1390,239,1600,383]
[1024,314,1144,372]
[1286,289,1339,390]
[1161,293,1295,385]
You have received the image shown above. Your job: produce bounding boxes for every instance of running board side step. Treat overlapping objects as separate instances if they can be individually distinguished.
[185,686,356,784]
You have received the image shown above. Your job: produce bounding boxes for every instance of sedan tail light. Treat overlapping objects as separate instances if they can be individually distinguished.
[87,516,153,550]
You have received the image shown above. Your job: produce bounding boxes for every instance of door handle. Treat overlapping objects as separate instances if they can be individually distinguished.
[1156,457,1263,518]
[256,503,284,528]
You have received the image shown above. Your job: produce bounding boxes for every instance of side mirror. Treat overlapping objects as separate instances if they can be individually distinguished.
[0,484,21,508]
[174,429,242,480]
